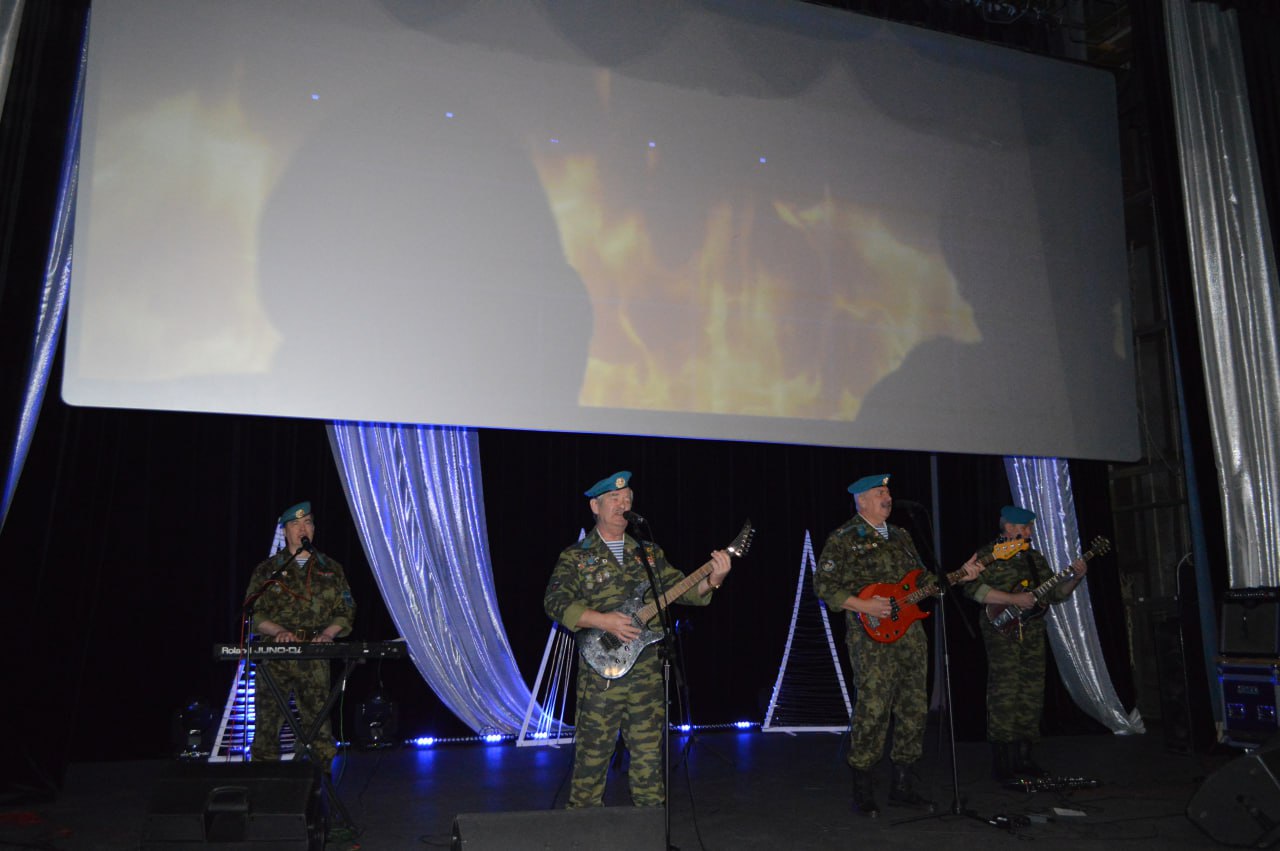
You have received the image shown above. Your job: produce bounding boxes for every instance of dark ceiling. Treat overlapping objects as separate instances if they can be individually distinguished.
[808,0,1133,68]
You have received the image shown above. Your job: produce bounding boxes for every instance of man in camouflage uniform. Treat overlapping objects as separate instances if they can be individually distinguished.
[544,471,732,808]
[243,501,356,767]
[815,474,982,817]
[963,504,1086,780]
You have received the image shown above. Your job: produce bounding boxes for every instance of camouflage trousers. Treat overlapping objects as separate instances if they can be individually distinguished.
[569,650,665,808]
[250,660,337,764]
[980,619,1046,743]
[846,625,928,771]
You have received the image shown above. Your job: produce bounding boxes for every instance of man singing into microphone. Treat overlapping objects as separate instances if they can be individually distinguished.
[243,501,355,768]
[815,474,983,817]
[543,471,731,808]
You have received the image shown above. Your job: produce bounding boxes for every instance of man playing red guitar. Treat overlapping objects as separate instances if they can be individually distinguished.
[815,474,983,818]
[962,505,1087,781]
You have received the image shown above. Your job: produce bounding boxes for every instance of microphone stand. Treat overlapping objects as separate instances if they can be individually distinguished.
[891,502,974,824]
[630,517,678,851]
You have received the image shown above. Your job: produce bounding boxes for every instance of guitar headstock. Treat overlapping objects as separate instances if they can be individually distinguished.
[727,520,755,558]
[1087,536,1111,558]
[991,538,1029,561]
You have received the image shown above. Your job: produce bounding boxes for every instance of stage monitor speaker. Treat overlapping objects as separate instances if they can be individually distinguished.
[1187,748,1280,847]
[1154,617,1196,753]
[1222,588,1280,657]
[451,806,664,850]
[140,760,323,850]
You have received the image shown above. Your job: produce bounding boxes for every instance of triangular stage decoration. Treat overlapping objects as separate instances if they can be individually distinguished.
[761,530,853,733]
[517,529,586,747]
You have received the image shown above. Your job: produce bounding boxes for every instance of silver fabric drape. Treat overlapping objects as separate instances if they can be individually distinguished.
[1164,0,1280,589]
[1005,457,1145,734]
[0,10,81,534]
[327,422,537,734]
[0,0,25,119]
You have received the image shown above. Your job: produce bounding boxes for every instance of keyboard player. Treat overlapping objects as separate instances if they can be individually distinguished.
[242,500,356,770]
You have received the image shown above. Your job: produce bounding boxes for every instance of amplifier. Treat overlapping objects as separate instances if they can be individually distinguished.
[1219,660,1280,746]
[1221,588,1280,657]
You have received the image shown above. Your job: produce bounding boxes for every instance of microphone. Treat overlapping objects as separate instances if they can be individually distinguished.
[623,510,646,525]
[299,536,315,553]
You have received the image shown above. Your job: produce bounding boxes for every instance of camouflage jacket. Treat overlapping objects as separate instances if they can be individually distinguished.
[815,515,929,631]
[544,528,713,631]
[244,549,355,639]
[964,539,1068,605]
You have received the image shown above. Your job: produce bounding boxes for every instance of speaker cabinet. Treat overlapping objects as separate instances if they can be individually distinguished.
[141,761,323,850]
[1154,617,1197,753]
[1188,749,1280,847]
[1222,588,1280,657]
[1221,661,1280,746]
[451,806,664,850]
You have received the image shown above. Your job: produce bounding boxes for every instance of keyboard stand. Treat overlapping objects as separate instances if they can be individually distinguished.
[253,655,365,836]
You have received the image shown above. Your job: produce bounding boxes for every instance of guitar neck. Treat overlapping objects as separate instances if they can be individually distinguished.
[897,563,973,607]
[1032,546,1100,601]
[635,559,715,623]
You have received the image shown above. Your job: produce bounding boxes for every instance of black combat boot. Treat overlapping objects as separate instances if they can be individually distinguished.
[888,762,935,810]
[850,767,880,818]
[991,742,1016,781]
[1014,740,1049,778]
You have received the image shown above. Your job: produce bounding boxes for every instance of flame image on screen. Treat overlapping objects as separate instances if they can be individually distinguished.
[533,153,979,422]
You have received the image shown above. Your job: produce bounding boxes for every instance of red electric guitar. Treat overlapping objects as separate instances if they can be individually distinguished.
[857,539,1028,643]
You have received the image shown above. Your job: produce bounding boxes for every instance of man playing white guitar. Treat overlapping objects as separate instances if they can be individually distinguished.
[543,471,732,809]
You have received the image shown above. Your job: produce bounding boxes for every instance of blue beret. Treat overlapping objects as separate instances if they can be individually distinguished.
[585,471,632,498]
[848,474,890,495]
[279,501,312,525]
[1001,505,1036,525]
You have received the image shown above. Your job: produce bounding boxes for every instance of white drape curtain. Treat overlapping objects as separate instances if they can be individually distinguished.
[1005,457,1145,734]
[0,7,79,534]
[327,423,538,734]
[0,1,26,119]
[1164,0,1280,589]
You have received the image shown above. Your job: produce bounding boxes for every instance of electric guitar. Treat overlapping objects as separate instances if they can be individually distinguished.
[984,536,1111,639]
[576,520,755,679]
[857,539,1027,643]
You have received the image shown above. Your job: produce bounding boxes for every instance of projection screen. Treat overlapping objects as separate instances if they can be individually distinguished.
[64,0,1139,460]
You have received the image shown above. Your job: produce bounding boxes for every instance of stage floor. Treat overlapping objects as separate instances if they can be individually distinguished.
[0,726,1237,849]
